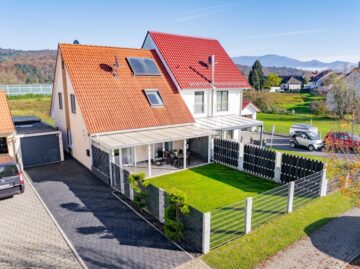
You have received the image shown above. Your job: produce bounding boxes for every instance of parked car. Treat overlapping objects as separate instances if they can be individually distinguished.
[0,155,24,199]
[290,131,324,151]
[324,132,360,151]
[290,124,318,136]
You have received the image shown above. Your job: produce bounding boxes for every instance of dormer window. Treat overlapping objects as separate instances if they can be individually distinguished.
[144,90,164,107]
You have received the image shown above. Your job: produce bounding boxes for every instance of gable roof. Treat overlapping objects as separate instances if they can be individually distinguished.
[242,100,260,112]
[0,91,15,134]
[281,76,302,84]
[146,31,250,90]
[59,44,194,134]
[309,70,333,82]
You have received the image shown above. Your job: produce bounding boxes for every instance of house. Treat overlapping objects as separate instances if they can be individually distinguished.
[51,33,264,182]
[241,101,260,120]
[280,76,302,92]
[0,91,16,159]
[309,70,334,91]
[142,31,263,140]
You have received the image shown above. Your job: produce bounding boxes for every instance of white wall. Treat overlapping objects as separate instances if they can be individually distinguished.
[241,105,257,120]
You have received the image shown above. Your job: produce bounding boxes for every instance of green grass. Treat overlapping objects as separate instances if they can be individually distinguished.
[149,163,279,212]
[203,192,352,269]
[257,113,347,136]
[275,93,324,113]
[7,95,54,126]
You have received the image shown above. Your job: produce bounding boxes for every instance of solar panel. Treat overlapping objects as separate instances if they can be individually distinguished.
[127,58,161,76]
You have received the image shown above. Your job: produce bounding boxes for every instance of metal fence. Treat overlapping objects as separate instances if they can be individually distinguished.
[210,171,324,250]
[0,84,52,95]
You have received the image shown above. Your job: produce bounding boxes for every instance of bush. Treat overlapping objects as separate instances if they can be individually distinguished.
[309,100,329,115]
[128,173,149,209]
[164,189,190,241]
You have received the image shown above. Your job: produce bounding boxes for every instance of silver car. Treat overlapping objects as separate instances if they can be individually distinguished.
[290,131,324,151]
[0,155,24,199]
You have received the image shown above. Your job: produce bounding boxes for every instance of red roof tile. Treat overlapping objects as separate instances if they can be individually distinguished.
[148,31,250,90]
[59,44,194,134]
[0,91,15,134]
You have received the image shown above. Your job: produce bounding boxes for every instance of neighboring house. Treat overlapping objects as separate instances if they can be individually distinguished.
[0,91,16,159]
[309,70,334,91]
[280,76,302,92]
[142,31,262,140]
[241,101,260,120]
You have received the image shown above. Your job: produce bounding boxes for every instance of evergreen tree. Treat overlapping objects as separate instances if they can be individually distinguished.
[248,60,265,90]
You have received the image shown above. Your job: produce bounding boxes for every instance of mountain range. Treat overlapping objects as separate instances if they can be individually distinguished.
[232,54,356,72]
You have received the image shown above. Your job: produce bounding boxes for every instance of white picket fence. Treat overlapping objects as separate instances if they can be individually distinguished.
[0,84,52,95]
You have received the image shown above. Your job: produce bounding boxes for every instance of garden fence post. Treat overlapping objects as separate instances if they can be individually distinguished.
[120,169,125,194]
[129,183,134,201]
[245,197,252,234]
[320,166,328,197]
[158,188,165,223]
[273,152,282,183]
[287,181,295,213]
[238,143,244,171]
[202,212,211,254]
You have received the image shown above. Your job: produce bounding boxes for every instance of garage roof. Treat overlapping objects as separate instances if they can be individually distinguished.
[14,116,57,135]
[195,115,263,131]
[92,124,215,149]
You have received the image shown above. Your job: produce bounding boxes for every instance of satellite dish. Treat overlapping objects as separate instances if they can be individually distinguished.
[73,40,80,44]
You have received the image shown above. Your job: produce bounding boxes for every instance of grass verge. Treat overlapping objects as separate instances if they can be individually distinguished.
[203,192,352,269]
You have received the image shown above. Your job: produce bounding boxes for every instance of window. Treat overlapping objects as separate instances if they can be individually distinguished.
[121,147,134,165]
[70,94,76,113]
[194,91,204,114]
[144,90,164,107]
[216,91,229,112]
[58,92,63,109]
[127,57,161,76]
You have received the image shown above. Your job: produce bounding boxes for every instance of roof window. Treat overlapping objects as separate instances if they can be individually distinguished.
[144,90,164,107]
[127,57,161,76]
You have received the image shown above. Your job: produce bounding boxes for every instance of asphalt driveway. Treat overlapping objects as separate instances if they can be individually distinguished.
[26,158,191,269]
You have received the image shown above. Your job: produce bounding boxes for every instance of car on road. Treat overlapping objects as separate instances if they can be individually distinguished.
[290,131,324,151]
[324,132,360,152]
[0,155,24,199]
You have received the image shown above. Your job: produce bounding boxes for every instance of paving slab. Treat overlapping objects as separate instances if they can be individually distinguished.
[258,207,360,269]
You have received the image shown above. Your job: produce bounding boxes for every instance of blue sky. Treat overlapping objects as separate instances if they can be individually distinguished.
[1,0,360,62]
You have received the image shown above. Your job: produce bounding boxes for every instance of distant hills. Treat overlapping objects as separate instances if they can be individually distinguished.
[0,48,56,84]
[232,54,356,72]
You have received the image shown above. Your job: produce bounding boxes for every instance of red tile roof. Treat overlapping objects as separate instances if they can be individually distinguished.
[0,91,15,134]
[59,44,194,134]
[147,31,250,90]
[0,154,14,164]
[242,100,260,111]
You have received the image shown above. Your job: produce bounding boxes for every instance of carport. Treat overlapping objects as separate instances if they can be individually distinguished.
[14,116,64,168]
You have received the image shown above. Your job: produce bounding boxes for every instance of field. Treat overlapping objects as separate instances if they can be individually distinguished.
[7,94,54,126]
[149,163,279,212]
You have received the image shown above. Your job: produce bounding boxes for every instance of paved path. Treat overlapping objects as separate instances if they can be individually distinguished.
[0,179,82,269]
[26,158,191,269]
[175,258,212,269]
[258,208,360,269]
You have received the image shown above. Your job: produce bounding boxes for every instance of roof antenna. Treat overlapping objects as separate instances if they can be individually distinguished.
[113,56,119,79]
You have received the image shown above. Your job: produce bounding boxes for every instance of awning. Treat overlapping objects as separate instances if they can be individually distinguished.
[91,125,215,149]
[195,114,263,131]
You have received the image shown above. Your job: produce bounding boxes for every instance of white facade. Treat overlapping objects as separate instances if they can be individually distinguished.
[241,104,258,120]
[281,83,301,91]
[51,52,92,169]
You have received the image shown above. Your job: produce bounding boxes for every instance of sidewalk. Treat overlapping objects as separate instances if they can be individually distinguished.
[0,179,83,269]
[258,207,360,269]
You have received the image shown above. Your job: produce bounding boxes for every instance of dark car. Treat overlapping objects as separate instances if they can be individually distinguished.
[324,132,360,151]
[0,155,24,199]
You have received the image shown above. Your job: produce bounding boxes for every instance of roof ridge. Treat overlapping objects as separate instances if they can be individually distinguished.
[149,31,219,42]
[59,43,152,52]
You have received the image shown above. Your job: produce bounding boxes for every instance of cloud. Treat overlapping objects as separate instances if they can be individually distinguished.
[172,4,235,23]
[240,29,329,39]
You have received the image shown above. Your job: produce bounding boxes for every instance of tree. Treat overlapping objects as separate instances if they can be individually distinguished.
[263,73,282,89]
[248,60,265,90]
[326,75,356,119]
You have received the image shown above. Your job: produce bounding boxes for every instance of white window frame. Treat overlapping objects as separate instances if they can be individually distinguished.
[216,90,229,112]
[70,94,76,114]
[58,92,63,109]
[194,91,205,114]
[144,89,164,107]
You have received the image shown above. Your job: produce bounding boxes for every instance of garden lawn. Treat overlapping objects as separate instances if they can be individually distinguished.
[203,193,352,269]
[7,94,54,126]
[149,163,279,212]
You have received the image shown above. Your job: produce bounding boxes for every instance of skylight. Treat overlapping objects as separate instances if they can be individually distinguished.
[127,57,161,76]
[144,90,164,107]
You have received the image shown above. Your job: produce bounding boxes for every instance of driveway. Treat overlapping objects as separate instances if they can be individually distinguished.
[257,208,360,269]
[0,178,82,269]
[26,158,191,269]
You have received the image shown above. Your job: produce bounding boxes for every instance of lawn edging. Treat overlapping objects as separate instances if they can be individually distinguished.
[202,192,352,269]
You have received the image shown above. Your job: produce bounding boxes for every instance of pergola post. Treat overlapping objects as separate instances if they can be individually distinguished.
[259,125,264,147]
[133,146,137,167]
[183,139,187,169]
[208,136,211,163]
[148,144,152,177]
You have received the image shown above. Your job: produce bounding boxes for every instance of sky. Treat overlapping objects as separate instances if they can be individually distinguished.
[1,0,360,62]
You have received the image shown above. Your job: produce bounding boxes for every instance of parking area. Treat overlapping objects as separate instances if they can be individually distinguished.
[0,179,82,269]
[26,157,191,269]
